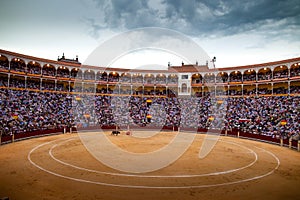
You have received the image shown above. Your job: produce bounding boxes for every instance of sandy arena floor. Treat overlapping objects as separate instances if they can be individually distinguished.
[0,131,300,200]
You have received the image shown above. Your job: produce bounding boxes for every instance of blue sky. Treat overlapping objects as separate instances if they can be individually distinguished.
[0,0,299,69]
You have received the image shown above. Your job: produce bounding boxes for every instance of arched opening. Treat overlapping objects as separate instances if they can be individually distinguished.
[290,63,300,78]
[273,65,288,79]
[243,69,256,82]
[0,55,9,70]
[108,72,119,82]
[144,74,155,85]
[258,67,271,81]
[71,68,78,78]
[57,66,70,78]
[229,71,242,82]
[27,61,41,75]
[132,73,143,84]
[42,64,56,77]
[167,74,178,85]
[77,69,83,79]
[120,72,131,83]
[11,58,26,72]
[70,68,82,79]
[216,72,228,83]
[191,73,203,84]
[84,70,95,80]
[156,74,166,85]
[203,73,215,83]
[96,71,108,82]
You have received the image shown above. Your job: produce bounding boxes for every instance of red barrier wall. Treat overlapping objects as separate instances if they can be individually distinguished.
[0,126,299,150]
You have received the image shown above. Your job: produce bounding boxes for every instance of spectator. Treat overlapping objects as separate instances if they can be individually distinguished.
[0,87,299,141]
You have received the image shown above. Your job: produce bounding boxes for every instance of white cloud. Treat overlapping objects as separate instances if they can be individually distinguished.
[0,0,299,68]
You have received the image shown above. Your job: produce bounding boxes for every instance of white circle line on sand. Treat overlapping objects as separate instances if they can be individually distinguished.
[27,135,280,189]
[48,137,258,178]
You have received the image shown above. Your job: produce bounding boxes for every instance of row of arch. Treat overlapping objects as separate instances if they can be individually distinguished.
[0,73,179,96]
[1,54,300,84]
[192,64,300,84]
[191,81,300,96]
[1,73,299,97]
[0,55,179,84]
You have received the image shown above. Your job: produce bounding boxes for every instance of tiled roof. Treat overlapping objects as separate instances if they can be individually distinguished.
[0,49,81,67]
[219,57,300,71]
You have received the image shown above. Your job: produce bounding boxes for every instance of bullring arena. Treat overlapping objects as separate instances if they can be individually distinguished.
[0,49,300,199]
[1,131,300,200]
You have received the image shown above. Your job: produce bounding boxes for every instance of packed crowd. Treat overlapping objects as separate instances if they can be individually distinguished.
[225,96,300,139]
[0,89,73,136]
[0,88,299,141]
